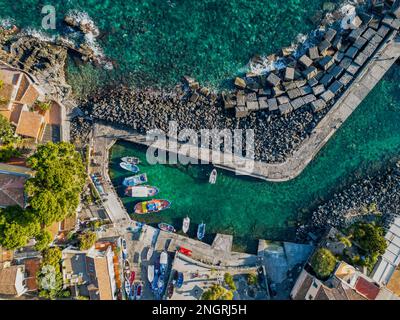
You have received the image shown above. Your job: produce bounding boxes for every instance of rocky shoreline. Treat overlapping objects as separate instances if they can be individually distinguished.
[297,160,400,242]
[74,0,400,164]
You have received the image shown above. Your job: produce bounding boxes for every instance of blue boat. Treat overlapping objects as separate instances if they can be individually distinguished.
[197,222,206,241]
[176,272,184,289]
[120,162,140,173]
[123,174,148,187]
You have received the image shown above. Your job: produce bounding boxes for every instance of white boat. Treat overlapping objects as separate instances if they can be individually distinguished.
[125,185,159,198]
[160,251,168,266]
[148,265,155,283]
[123,174,148,187]
[121,156,140,165]
[182,216,190,234]
[124,280,131,297]
[147,246,154,261]
[209,169,217,184]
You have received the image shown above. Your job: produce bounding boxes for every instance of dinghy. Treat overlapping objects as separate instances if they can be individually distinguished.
[146,246,154,261]
[125,185,159,198]
[176,272,184,289]
[197,222,206,241]
[209,169,217,184]
[147,265,155,283]
[120,162,140,173]
[121,156,140,165]
[134,199,171,214]
[124,280,131,297]
[123,174,148,187]
[182,216,190,233]
[158,222,176,233]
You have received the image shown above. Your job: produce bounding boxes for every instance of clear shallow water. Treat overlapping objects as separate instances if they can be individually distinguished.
[109,66,400,251]
[2,1,400,250]
[0,0,336,89]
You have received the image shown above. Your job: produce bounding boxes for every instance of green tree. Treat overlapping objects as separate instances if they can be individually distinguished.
[310,248,337,279]
[78,231,97,250]
[0,114,16,145]
[224,273,237,291]
[0,206,40,250]
[41,247,62,268]
[25,142,86,226]
[247,273,258,286]
[202,284,234,300]
[35,100,51,112]
[352,222,387,256]
[34,230,53,251]
[0,144,20,162]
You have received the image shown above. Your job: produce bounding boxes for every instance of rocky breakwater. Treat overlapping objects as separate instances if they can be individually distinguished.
[297,160,400,242]
[223,0,400,120]
[78,1,400,164]
[79,84,326,163]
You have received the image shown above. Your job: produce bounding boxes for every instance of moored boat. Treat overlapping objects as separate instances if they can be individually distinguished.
[121,156,140,165]
[158,222,176,233]
[182,216,190,233]
[123,174,148,187]
[147,265,155,283]
[197,222,206,241]
[129,271,136,285]
[124,259,130,271]
[120,162,140,173]
[146,246,154,261]
[176,272,184,289]
[124,280,131,297]
[125,185,159,198]
[134,199,171,214]
[135,282,143,300]
[209,169,217,184]
[167,283,174,299]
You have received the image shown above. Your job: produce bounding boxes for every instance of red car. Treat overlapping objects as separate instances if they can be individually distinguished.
[179,247,192,256]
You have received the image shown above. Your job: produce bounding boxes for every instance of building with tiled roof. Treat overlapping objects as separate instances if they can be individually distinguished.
[0,163,33,209]
[23,258,41,292]
[0,265,27,297]
[0,62,65,144]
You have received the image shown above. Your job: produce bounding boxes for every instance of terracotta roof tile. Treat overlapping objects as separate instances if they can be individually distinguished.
[19,84,40,106]
[0,83,16,110]
[0,173,26,208]
[24,258,41,291]
[355,277,380,300]
[15,111,44,140]
[0,266,21,295]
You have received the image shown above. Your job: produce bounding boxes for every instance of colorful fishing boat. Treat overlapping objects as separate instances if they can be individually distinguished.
[178,246,192,257]
[125,185,159,198]
[182,216,190,233]
[158,222,176,233]
[197,222,206,241]
[121,156,140,165]
[147,265,154,283]
[135,282,143,300]
[123,174,148,187]
[120,162,140,173]
[134,199,171,214]
[146,246,154,261]
[121,238,128,259]
[209,169,217,184]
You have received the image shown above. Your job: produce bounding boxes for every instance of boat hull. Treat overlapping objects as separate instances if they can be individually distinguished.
[134,199,171,214]
[182,217,190,233]
[197,223,206,240]
[120,162,140,173]
[125,185,159,198]
[121,157,140,165]
[158,223,176,233]
[123,174,148,187]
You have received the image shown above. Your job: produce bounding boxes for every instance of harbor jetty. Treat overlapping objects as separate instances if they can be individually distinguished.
[79,1,400,181]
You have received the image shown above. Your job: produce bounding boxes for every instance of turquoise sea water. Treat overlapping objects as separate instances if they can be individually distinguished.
[1,0,336,89]
[109,66,400,251]
[2,1,400,249]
